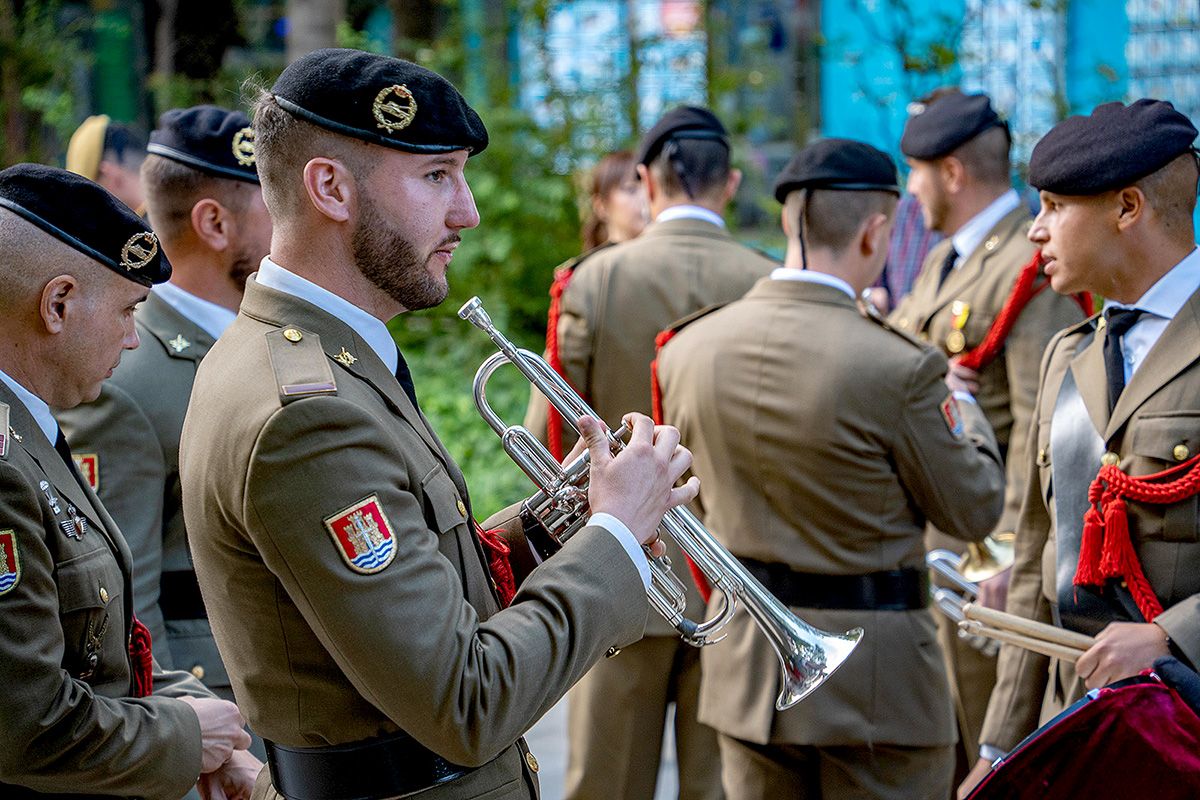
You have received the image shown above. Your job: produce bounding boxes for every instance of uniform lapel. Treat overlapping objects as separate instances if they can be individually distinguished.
[1106,286,1200,439]
[1069,325,1111,436]
[927,206,1032,323]
[137,292,218,363]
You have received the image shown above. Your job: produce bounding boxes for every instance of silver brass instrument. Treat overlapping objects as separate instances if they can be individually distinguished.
[927,549,1000,656]
[459,296,863,709]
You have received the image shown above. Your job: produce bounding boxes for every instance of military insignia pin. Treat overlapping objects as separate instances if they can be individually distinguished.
[60,504,88,540]
[39,480,62,515]
[232,126,256,166]
[334,347,357,367]
[324,495,397,574]
[168,334,191,354]
[940,395,965,439]
[73,454,100,492]
[120,232,159,272]
[0,530,19,596]
[373,84,417,133]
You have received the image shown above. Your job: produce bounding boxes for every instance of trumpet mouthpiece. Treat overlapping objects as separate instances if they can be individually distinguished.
[458,296,490,329]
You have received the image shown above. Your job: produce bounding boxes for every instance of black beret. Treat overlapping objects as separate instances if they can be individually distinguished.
[147,105,259,184]
[1028,99,1198,195]
[0,164,170,287]
[773,138,900,203]
[271,48,487,156]
[900,91,1007,160]
[635,106,729,167]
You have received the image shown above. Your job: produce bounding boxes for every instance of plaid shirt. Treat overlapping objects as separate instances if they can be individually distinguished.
[875,194,944,305]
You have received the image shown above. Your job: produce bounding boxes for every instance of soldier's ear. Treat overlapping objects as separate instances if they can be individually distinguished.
[38,274,79,335]
[1115,186,1146,232]
[302,157,355,224]
[190,198,232,252]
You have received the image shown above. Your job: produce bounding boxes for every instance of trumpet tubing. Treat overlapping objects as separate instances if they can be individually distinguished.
[459,296,863,709]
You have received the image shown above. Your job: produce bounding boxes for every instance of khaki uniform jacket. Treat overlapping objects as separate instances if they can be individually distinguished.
[890,206,1085,544]
[57,293,226,687]
[179,278,648,799]
[981,285,1200,751]
[526,216,776,635]
[0,383,207,799]
[656,278,1006,747]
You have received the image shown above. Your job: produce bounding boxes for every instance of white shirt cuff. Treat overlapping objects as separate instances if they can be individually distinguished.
[587,512,652,590]
[954,390,978,405]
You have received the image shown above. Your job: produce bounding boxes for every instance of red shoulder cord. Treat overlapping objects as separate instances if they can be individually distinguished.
[544,267,575,463]
[650,327,713,603]
[128,616,154,698]
[956,251,1094,372]
[474,521,516,608]
[1074,453,1200,621]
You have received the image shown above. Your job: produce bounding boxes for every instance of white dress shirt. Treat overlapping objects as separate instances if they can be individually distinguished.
[655,204,726,228]
[770,266,857,299]
[0,369,58,445]
[152,281,238,340]
[254,258,651,589]
[1105,246,1200,384]
[950,189,1021,269]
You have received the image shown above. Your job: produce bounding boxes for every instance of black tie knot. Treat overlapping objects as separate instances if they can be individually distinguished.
[937,246,959,288]
[1102,307,1146,412]
[1105,306,1145,338]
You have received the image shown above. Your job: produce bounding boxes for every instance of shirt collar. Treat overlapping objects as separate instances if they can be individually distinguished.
[254,258,399,374]
[152,281,238,340]
[0,369,57,445]
[1108,246,1200,321]
[770,267,856,300]
[655,204,726,229]
[951,189,1020,261]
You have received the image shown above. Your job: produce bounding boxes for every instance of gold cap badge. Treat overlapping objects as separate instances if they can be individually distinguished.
[120,232,159,271]
[373,84,417,133]
[232,127,256,166]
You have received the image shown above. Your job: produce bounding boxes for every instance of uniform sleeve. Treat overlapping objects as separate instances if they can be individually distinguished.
[243,396,647,767]
[0,461,201,798]
[980,343,1060,752]
[57,383,171,665]
[894,347,1006,540]
[1156,597,1200,669]
[998,288,1085,537]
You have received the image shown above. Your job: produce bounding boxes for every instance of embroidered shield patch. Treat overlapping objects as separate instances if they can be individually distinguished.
[73,453,100,491]
[940,395,965,439]
[324,495,397,574]
[0,530,20,596]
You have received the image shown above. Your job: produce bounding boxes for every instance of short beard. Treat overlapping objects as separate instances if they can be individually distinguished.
[352,193,450,311]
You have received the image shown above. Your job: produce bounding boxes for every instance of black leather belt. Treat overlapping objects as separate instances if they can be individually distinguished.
[160,570,207,621]
[265,732,476,800]
[741,558,929,611]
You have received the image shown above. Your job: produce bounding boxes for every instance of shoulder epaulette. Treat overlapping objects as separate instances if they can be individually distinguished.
[0,402,9,459]
[557,240,618,277]
[660,303,729,342]
[864,311,927,350]
[265,326,338,405]
[651,304,730,425]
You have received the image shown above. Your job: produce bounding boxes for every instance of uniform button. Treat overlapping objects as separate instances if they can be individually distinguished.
[191,665,206,680]
[524,751,540,773]
[1037,448,1047,465]
[283,328,303,342]
[1101,451,1120,467]
[456,499,467,517]
[1175,444,1190,462]
[899,317,910,328]
[984,236,999,251]
[99,587,109,604]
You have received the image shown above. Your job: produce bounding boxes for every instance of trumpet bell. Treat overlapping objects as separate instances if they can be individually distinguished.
[959,532,1015,584]
[776,622,864,710]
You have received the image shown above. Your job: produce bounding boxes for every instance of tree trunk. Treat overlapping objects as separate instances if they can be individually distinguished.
[286,0,345,63]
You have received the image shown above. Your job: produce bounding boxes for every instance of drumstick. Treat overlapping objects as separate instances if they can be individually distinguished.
[959,620,1088,662]
[962,603,1096,650]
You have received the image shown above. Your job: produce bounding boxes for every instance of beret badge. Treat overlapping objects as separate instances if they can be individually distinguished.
[232,127,256,166]
[120,231,159,272]
[373,84,418,133]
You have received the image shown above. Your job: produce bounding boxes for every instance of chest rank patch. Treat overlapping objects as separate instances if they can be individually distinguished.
[0,530,20,596]
[940,394,965,440]
[324,495,397,574]
[73,453,100,492]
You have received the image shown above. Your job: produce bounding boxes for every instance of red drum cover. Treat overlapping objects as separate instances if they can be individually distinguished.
[969,676,1200,799]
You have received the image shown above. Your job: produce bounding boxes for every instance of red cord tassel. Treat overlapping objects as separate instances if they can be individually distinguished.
[128,616,154,698]
[475,522,516,608]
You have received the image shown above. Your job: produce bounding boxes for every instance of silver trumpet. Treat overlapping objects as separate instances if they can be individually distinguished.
[926,549,1000,657]
[459,296,863,709]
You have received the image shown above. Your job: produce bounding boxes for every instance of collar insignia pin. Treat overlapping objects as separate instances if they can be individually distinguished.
[120,232,159,271]
[335,348,358,367]
[373,84,418,133]
[168,334,191,353]
[8,427,21,444]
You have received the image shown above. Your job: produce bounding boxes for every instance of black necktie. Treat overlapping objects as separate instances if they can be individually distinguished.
[394,349,419,411]
[1103,307,1145,412]
[937,246,959,289]
[53,427,76,471]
